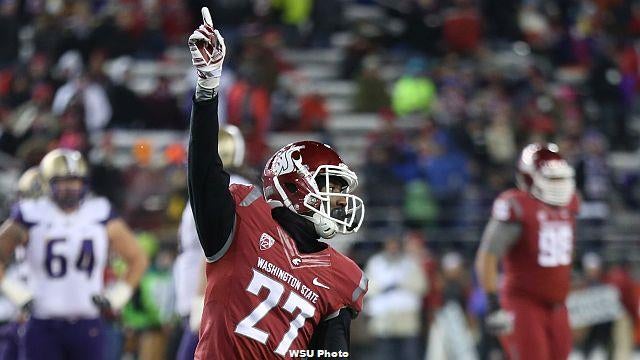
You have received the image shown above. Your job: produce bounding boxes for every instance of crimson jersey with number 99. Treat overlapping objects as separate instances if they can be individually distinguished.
[491,188,580,304]
[195,185,368,360]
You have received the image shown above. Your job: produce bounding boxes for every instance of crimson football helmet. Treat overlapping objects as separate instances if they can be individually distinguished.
[516,143,575,206]
[262,141,364,239]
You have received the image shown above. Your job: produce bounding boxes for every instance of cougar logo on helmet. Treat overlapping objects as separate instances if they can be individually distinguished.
[270,145,305,176]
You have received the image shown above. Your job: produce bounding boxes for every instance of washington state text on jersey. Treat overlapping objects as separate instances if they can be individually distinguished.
[256,257,320,304]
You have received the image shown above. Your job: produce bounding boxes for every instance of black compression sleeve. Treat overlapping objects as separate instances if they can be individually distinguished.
[188,94,235,259]
[308,308,352,357]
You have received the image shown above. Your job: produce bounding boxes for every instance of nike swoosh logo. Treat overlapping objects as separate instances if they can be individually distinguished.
[312,277,330,290]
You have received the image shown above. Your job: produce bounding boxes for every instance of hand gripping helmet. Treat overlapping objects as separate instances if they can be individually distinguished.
[40,149,89,209]
[262,141,365,239]
[516,143,575,206]
[218,124,245,169]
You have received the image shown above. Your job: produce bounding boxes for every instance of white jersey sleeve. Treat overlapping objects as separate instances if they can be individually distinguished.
[174,203,203,316]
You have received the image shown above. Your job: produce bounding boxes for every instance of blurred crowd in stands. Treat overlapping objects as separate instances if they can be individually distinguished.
[2,0,640,358]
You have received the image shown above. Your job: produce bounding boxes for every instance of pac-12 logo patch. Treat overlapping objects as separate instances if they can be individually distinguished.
[259,233,275,250]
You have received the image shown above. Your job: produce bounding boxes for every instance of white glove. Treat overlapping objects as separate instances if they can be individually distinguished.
[188,7,226,89]
[485,308,514,335]
[103,281,133,312]
[0,278,32,308]
[189,295,205,333]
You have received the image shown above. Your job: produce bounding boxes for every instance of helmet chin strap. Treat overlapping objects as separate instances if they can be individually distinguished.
[302,212,338,239]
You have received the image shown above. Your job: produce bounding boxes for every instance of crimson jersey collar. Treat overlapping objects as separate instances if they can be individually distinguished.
[271,207,328,254]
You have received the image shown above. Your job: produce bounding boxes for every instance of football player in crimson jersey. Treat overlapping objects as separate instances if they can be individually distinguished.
[187,8,367,359]
[174,124,252,360]
[475,143,580,360]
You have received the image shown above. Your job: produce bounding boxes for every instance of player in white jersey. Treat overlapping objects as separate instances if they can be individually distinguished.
[0,149,148,360]
[0,167,43,360]
[174,125,252,360]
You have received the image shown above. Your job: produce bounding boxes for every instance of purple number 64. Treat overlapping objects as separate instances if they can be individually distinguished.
[45,239,95,278]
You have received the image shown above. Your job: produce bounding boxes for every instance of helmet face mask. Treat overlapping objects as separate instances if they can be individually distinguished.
[304,169,365,235]
[263,142,365,239]
[50,177,87,210]
[517,143,575,206]
[40,149,89,210]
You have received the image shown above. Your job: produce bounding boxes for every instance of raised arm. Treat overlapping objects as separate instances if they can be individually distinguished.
[187,8,236,261]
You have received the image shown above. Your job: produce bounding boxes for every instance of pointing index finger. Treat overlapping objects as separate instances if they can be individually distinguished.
[201,7,213,27]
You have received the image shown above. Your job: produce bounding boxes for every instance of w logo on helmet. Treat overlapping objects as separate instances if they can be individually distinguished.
[259,233,275,251]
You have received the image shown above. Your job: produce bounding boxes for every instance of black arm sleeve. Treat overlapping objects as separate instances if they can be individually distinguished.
[308,308,352,358]
[188,94,236,259]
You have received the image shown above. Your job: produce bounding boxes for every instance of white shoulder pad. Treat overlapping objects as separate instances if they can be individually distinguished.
[229,174,251,186]
[17,197,49,224]
[79,196,115,223]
